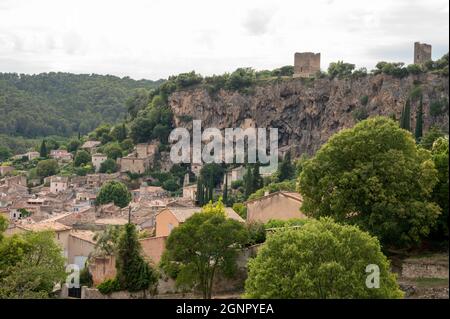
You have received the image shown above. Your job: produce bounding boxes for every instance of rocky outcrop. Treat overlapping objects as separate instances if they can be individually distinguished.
[169,73,449,156]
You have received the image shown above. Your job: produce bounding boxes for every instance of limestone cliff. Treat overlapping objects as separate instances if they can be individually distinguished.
[169,73,449,156]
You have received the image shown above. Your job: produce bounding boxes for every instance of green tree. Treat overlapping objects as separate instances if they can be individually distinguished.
[39,140,48,158]
[74,150,92,167]
[160,200,248,299]
[162,178,179,192]
[243,165,253,198]
[277,151,295,181]
[103,143,123,160]
[415,95,424,142]
[96,181,131,208]
[0,231,66,298]
[0,216,8,241]
[223,172,228,205]
[429,137,449,239]
[93,225,123,256]
[99,158,118,174]
[115,223,158,293]
[111,124,128,142]
[420,126,445,150]
[0,145,12,161]
[299,117,440,247]
[232,202,247,219]
[36,159,59,178]
[66,139,81,153]
[400,99,411,131]
[327,61,355,78]
[244,217,403,299]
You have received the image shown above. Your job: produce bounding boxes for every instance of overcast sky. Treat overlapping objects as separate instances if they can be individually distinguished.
[0,0,448,80]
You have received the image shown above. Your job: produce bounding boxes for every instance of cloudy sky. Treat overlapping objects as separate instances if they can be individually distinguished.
[0,0,448,80]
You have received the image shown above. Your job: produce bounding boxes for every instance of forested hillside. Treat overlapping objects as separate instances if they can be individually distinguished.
[0,72,163,138]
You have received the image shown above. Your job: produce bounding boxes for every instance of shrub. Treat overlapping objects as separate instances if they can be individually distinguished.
[245,222,266,246]
[232,202,247,219]
[264,218,307,229]
[244,218,404,299]
[97,278,121,295]
[360,95,369,106]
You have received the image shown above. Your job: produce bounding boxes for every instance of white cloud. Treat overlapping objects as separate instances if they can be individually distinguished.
[0,0,448,79]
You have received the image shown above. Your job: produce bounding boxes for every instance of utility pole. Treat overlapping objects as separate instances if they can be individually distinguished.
[128,205,131,224]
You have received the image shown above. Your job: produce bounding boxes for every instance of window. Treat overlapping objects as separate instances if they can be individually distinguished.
[168,223,174,233]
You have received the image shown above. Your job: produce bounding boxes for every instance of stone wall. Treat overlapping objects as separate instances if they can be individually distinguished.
[401,256,448,279]
[140,236,167,264]
[89,256,117,285]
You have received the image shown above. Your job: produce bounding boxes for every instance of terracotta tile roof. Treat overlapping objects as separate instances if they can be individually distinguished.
[161,207,245,223]
[245,191,303,204]
[95,218,128,226]
[18,221,72,232]
[81,141,101,149]
[69,230,96,244]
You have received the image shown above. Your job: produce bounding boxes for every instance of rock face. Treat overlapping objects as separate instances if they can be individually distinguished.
[169,73,449,156]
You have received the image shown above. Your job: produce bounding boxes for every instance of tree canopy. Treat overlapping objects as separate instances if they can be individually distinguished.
[160,200,248,299]
[298,116,440,247]
[96,181,132,208]
[0,230,66,298]
[244,217,403,299]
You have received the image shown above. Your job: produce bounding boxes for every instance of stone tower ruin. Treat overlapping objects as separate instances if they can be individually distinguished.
[414,42,432,65]
[294,52,321,78]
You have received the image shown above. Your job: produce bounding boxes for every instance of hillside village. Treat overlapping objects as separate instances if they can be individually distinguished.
[0,44,449,299]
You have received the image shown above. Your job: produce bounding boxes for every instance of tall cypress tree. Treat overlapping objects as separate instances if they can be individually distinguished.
[196,178,203,206]
[39,140,48,158]
[277,151,294,181]
[223,171,228,206]
[252,163,263,191]
[244,165,253,198]
[415,95,424,142]
[400,99,411,131]
[115,223,157,293]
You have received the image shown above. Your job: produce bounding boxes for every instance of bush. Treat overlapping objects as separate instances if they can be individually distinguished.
[327,61,355,78]
[264,218,307,229]
[80,267,93,287]
[232,202,247,219]
[97,278,121,295]
[245,222,266,246]
[225,68,256,92]
[74,150,91,167]
[99,159,118,174]
[244,217,404,299]
[36,159,59,178]
[360,95,369,106]
[407,64,424,75]
[352,107,369,121]
[430,98,449,117]
[231,180,244,190]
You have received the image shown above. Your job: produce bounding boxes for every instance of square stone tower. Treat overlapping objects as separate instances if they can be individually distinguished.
[414,42,432,65]
[294,52,321,78]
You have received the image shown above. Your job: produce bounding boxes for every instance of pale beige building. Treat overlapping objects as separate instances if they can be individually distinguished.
[155,207,244,237]
[91,154,107,172]
[68,230,96,269]
[81,141,101,154]
[182,184,197,201]
[50,176,69,194]
[6,221,72,260]
[246,191,306,224]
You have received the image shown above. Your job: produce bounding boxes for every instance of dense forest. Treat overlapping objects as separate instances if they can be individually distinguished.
[0,72,163,139]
